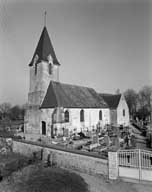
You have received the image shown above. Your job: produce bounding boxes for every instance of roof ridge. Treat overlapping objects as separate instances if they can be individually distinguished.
[41,27,46,59]
[52,80,97,91]
[99,93,121,96]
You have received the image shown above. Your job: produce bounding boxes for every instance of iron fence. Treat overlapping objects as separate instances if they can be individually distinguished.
[118,149,152,169]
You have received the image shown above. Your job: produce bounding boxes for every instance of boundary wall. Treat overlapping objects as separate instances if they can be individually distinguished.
[12,139,108,176]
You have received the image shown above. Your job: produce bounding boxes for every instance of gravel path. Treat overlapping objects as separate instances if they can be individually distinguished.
[77,171,152,192]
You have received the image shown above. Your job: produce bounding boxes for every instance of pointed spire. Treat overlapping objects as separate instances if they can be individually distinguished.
[29,26,60,66]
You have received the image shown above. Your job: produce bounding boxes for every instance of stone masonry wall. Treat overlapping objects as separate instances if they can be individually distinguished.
[12,140,108,176]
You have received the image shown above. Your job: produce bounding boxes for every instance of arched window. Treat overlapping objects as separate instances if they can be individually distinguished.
[64,110,69,122]
[99,110,102,120]
[80,109,84,122]
[49,63,53,75]
[42,121,46,135]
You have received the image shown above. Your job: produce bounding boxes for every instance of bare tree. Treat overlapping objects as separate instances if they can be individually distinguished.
[9,105,23,120]
[138,86,152,121]
[124,89,138,119]
[0,102,12,120]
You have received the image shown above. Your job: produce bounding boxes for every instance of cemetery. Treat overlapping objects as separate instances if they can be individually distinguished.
[17,122,151,159]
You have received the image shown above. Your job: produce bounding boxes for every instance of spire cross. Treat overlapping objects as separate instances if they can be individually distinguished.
[44,11,47,26]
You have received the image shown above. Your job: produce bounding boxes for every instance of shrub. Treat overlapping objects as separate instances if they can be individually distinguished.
[17,167,89,192]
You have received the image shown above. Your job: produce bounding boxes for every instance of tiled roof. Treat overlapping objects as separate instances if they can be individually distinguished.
[29,26,60,66]
[40,81,108,109]
[99,94,121,109]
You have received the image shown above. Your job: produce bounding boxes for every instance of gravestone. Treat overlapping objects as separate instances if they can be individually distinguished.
[113,136,120,150]
[104,134,110,146]
[92,134,99,144]
[113,126,120,137]
[86,131,92,137]
[63,129,69,137]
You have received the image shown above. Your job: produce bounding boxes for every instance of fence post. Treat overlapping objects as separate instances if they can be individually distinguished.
[138,149,141,181]
[108,151,118,180]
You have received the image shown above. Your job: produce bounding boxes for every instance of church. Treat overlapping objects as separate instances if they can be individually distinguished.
[24,26,129,140]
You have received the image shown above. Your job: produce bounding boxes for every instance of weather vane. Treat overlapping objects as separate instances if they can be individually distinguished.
[44,11,47,26]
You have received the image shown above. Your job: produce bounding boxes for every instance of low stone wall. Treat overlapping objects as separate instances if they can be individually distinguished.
[12,140,108,176]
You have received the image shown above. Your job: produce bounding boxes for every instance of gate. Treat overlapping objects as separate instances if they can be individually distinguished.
[118,149,152,181]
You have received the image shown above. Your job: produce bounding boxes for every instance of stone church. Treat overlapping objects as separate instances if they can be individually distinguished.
[24,26,129,140]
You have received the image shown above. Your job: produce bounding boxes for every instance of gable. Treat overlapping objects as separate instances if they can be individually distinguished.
[117,94,129,111]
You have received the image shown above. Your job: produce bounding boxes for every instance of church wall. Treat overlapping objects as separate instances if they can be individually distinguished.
[117,95,130,126]
[29,62,52,107]
[26,108,111,138]
[24,108,54,140]
[28,91,45,106]
[66,108,110,132]
[25,107,41,134]
[40,108,54,136]
[29,61,51,93]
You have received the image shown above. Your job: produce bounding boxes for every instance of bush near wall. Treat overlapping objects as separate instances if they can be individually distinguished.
[0,153,30,178]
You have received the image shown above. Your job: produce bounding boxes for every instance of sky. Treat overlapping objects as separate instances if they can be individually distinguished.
[0,0,152,105]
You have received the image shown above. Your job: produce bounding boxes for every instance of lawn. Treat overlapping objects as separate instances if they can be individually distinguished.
[0,164,89,192]
[0,162,151,192]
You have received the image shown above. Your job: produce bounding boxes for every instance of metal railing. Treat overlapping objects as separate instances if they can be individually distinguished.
[140,149,152,169]
[118,149,152,169]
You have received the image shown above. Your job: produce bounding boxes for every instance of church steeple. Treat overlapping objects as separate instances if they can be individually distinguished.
[29,26,60,66]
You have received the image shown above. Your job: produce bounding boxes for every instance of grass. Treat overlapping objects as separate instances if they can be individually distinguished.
[15,166,89,192]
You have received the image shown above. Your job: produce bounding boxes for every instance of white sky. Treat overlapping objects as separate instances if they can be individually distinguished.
[0,0,152,105]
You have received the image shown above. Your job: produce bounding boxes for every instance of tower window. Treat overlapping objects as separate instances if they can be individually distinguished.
[99,110,102,120]
[42,121,46,135]
[64,110,69,122]
[123,109,125,117]
[49,63,53,75]
[33,54,39,75]
[80,109,84,122]
[35,63,37,75]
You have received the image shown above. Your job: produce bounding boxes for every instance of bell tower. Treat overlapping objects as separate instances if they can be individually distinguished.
[24,22,60,136]
[28,26,60,106]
